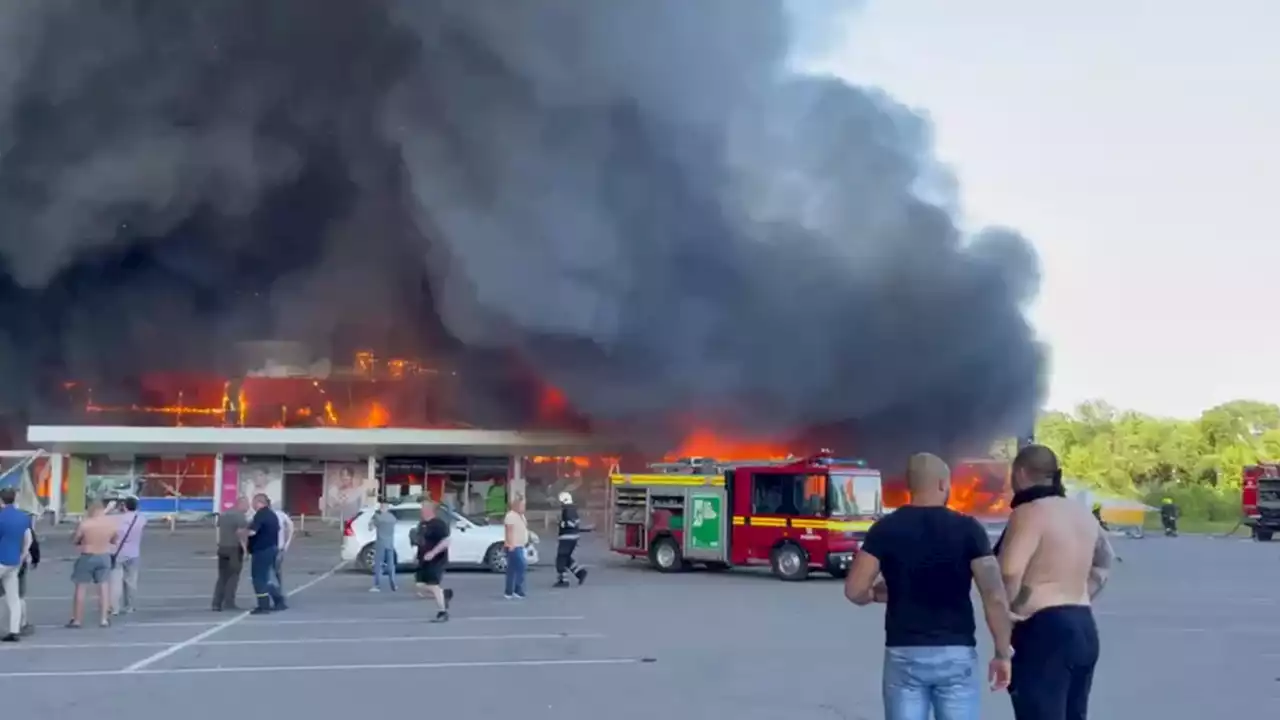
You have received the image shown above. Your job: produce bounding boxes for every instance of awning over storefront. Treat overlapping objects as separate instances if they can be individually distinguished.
[27,425,618,458]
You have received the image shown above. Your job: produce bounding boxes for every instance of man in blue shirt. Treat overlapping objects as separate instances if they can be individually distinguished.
[245,494,287,614]
[0,487,34,642]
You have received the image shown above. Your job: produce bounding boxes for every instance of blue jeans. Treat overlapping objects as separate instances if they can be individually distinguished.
[504,547,527,597]
[250,548,286,610]
[372,543,397,590]
[883,646,980,720]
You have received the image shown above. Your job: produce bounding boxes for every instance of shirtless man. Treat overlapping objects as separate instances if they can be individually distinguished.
[68,500,119,628]
[999,445,1115,720]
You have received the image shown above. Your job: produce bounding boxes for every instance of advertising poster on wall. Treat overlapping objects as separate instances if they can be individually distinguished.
[238,458,284,508]
[322,462,375,519]
[219,457,240,512]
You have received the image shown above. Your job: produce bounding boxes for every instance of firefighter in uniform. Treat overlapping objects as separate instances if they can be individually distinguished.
[553,492,588,587]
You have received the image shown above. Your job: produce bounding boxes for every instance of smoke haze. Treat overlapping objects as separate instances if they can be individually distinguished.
[0,0,1046,460]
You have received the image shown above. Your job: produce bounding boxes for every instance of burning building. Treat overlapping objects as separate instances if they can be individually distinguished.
[5,2,1044,520]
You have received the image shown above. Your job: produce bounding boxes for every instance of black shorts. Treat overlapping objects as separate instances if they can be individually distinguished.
[415,560,446,586]
[1009,605,1100,720]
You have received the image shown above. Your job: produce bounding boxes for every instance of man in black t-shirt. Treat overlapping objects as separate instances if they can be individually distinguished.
[411,502,453,623]
[846,453,1014,720]
[245,494,287,614]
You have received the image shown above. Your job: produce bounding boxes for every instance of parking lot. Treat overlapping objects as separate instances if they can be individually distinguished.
[2,523,1278,719]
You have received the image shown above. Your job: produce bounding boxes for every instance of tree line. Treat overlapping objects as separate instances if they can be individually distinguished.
[1006,399,1280,521]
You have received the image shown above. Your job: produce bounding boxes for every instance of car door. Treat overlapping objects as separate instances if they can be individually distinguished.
[444,511,488,564]
[391,508,421,565]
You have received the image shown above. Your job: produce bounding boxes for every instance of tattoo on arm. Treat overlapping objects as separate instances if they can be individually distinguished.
[972,557,1014,654]
[1088,530,1115,598]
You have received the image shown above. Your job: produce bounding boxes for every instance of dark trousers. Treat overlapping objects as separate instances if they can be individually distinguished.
[250,548,286,610]
[1009,605,1099,720]
[212,547,243,610]
[555,538,582,580]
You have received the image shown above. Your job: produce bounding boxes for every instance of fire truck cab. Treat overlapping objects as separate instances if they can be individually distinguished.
[608,451,884,581]
[1242,463,1280,541]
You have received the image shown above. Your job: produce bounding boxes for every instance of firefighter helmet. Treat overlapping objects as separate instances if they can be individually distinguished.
[558,491,574,505]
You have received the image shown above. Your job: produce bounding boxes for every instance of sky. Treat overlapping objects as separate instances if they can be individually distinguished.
[800,0,1279,419]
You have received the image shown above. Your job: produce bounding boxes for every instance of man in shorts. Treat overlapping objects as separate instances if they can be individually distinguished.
[412,502,453,623]
[69,500,118,628]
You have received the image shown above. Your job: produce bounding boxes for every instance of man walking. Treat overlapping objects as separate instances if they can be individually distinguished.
[846,453,1014,719]
[0,487,33,642]
[503,496,529,599]
[553,491,588,588]
[245,494,287,615]
[273,505,294,589]
[110,496,146,616]
[999,444,1112,720]
[212,497,249,611]
[411,502,452,622]
[368,499,398,592]
[68,500,118,628]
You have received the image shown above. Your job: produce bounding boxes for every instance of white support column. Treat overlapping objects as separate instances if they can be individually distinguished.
[509,456,526,503]
[366,455,378,497]
[49,453,64,524]
[213,453,224,512]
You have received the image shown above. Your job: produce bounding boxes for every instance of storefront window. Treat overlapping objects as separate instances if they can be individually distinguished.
[137,456,216,513]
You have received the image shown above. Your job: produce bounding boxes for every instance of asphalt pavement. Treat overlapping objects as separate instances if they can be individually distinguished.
[2,523,1277,719]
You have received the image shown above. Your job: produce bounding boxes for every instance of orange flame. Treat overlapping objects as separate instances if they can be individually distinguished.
[362,401,390,428]
[664,429,793,462]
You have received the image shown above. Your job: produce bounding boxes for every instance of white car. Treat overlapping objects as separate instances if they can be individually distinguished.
[341,503,540,573]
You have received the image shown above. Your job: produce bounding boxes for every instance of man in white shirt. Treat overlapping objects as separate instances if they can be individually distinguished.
[273,507,294,590]
[503,496,529,599]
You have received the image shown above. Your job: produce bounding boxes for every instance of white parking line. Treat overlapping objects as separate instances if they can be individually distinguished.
[120,560,346,673]
[0,633,605,651]
[3,657,651,679]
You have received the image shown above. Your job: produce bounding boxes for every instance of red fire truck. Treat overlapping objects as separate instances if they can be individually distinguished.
[608,451,885,581]
[1242,463,1280,541]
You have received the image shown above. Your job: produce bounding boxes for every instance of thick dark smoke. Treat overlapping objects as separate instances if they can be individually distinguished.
[0,0,1046,461]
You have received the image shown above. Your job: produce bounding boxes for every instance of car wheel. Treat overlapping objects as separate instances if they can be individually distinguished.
[649,536,684,573]
[357,543,376,573]
[485,543,508,572]
[770,543,809,581]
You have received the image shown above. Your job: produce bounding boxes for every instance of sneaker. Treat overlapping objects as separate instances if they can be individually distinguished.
[552,579,570,588]
[503,594,516,599]
[514,593,527,599]
[431,611,449,623]
[249,607,272,615]
[369,587,382,593]
[576,568,589,585]
[19,624,34,637]
[1,633,18,643]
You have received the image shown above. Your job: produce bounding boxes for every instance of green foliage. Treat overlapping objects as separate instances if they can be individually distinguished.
[1035,399,1280,519]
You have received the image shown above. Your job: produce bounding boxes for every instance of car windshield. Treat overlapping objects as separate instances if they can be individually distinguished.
[829,472,881,517]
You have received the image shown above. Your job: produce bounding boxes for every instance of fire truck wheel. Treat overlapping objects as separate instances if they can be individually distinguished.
[770,543,809,581]
[649,536,685,573]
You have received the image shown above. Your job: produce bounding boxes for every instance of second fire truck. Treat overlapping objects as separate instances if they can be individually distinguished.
[608,451,885,581]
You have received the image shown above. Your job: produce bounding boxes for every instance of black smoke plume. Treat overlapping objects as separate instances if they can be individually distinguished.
[0,0,1045,461]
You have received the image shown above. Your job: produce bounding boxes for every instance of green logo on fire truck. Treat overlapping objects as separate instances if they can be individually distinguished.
[690,493,722,550]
